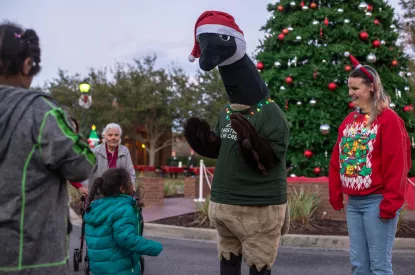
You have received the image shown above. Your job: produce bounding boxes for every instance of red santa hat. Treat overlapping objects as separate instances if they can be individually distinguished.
[344,52,374,82]
[188,11,245,62]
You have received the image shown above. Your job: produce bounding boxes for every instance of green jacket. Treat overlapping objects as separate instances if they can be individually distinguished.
[85,195,162,275]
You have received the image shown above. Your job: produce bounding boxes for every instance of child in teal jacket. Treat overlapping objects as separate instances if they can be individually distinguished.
[84,168,163,275]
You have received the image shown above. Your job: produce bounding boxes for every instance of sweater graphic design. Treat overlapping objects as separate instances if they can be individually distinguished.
[220,123,238,141]
[339,122,378,190]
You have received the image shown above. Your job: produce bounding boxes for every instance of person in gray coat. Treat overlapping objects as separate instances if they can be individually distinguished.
[88,123,136,196]
[0,23,96,275]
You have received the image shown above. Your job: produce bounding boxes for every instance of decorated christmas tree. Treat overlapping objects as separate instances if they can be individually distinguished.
[88,125,100,148]
[255,0,415,177]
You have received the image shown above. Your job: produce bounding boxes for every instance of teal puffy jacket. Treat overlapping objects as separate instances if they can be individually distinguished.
[84,194,163,275]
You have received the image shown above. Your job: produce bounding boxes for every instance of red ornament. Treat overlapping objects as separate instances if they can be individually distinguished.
[403,105,412,112]
[374,19,380,25]
[372,39,381,48]
[348,101,355,109]
[367,4,373,11]
[328,82,337,91]
[285,76,293,84]
[282,28,289,35]
[257,62,264,70]
[359,31,369,41]
[345,65,352,72]
[324,17,329,26]
[301,1,305,7]
[313,167,321,175]
[277,5,284,12]
[278,33,285,40]
[391,59,398,67]
[310,2,318,9]
[313,69,317,79]
[304,150,313,158]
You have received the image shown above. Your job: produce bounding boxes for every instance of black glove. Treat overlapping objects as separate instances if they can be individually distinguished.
[230,113,277,175]
[184,117,221,159]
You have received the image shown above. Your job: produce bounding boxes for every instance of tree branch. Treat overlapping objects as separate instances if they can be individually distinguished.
[155,139,172,153]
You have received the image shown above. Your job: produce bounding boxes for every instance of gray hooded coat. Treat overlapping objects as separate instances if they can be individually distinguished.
[0,85,96,275]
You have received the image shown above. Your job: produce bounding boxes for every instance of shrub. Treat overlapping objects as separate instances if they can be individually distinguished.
[288,186,320,228]
[193,195,211,226]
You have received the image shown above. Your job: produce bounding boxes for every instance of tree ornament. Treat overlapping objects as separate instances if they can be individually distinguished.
[302,6,309,10]
[366,53,376,63]
[345,65,352,72]
[257,61,264,70]
[287,26,294,31]
[301,1,304,7]
[391,59,398,67]
[374,19,380,25]
[381,40,386,45]
[372,40,381,48]
[285,76,293,84]
[359,31,369,41]
[348,101,355,109]
[337,8,344,13]
[280,86,286,90]
[290,173,297,178]
[407,72,412,77]
[282,28,289,35]
[310,2,317,9]
[389,102,396,109]
[274,61,281,67]
[290,1,296,7]
[328,82,337,91]
[278,33,285,40]
[404,105,412,112]
[296,35,302,41]
[324,17,329,26]
[310,98,317,106]
[344,19,350,24]
[358,2,368,11]
[277,5,284,12]
[296,101,302,105]
[313,167,321,175]
[320,124,331,135]
[304,150,313,158]
[313,69,318,79]
[366,12,372,17]
[320,26,323,38]
[367,4,373,11]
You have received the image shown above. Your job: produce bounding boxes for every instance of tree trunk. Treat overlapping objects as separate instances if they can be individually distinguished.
[149,147,156,166]
[130,136,137,165]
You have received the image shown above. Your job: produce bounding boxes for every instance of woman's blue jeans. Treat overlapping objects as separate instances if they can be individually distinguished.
[346,194,401,275]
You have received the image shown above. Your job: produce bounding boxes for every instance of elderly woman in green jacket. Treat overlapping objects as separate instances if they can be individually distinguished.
[88,123,136,195]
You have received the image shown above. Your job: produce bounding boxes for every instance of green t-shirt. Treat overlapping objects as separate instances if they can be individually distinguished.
[211,100,290,206]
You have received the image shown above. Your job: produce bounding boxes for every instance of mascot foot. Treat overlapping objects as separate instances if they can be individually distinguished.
[250,266,271,275]
[220,253,242,275]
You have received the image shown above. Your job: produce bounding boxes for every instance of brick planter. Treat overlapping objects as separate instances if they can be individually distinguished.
[184,177,212,199]
[139,177,164,207]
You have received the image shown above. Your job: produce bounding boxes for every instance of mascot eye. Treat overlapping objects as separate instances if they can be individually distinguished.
[219,34,231,41]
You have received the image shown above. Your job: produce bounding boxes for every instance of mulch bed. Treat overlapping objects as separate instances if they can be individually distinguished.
[150,212,415,238]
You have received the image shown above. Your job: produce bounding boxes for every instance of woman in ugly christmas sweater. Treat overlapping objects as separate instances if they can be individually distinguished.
[329,52,411,275]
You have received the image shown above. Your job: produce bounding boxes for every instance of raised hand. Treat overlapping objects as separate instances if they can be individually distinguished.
[183,117,221,159]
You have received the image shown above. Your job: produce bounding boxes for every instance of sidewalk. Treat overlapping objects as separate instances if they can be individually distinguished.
[70,197,196,226]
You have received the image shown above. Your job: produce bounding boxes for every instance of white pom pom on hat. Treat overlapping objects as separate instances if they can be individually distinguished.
[188,55,195,62]
[344,52,350,57]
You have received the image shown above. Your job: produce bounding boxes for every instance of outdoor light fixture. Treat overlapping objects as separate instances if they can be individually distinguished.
[79,82,91,93]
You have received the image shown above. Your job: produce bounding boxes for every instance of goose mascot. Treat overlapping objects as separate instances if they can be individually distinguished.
[184,11,291,275]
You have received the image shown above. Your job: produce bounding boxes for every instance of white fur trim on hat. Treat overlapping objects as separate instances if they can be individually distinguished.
[196,24,245,42]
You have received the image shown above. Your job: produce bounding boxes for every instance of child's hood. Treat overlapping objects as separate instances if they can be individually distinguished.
[84,194,136,226]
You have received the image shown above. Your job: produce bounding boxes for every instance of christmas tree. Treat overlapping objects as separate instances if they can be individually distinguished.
[88,125,100,148]
[255,0,415,177]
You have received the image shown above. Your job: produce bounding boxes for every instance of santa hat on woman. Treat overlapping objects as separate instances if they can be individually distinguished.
[344,52,374,82]
[188,11,246,64]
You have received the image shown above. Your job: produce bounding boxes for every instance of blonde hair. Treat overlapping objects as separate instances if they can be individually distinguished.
[349,65,389,126]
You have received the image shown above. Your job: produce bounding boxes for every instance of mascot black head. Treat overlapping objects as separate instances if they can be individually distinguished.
[188,11,269,106]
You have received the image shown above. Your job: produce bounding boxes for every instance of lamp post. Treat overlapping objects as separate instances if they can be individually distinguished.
[78,81,92,135]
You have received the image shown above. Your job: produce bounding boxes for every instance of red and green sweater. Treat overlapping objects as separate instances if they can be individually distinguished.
[329,108,412,219]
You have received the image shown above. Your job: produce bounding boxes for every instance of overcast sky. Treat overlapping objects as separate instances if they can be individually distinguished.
[1,0,403,87]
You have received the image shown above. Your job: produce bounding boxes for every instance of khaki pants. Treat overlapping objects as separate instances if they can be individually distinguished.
[208,201,286,272]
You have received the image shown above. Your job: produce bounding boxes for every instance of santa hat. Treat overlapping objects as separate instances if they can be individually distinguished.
[188,11,246,62]
[344,52,374,82]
